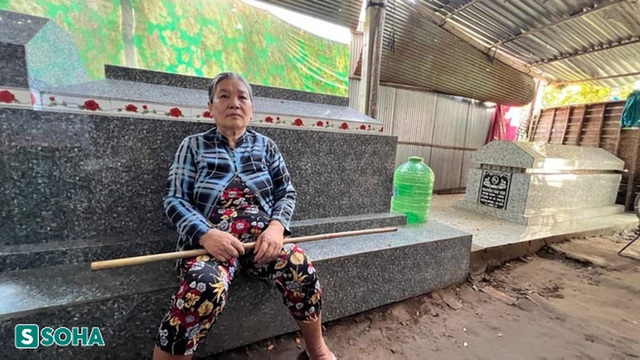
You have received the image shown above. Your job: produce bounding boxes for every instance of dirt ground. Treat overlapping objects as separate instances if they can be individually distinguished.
[209,229,640,360]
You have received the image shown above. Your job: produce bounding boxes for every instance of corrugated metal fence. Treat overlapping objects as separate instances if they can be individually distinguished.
[350,79,493,192]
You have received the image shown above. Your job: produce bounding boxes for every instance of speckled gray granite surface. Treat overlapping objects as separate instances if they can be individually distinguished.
[43,79,377,123]
[0,221,471,358]
[25,20,90,89]
[462,141,624,225]
[0,11,47,88]
[0,10,47,46]
[0,43,28,87]
[471,140,624,170]
[0,10,89,89]
[0,108,396,246]
[105,64,349,107]
[0,213,406,272]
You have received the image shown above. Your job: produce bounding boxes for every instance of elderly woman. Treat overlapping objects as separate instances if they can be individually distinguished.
[153,72,335,360]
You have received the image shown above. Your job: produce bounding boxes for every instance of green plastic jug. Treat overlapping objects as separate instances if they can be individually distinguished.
[390,156,435,224]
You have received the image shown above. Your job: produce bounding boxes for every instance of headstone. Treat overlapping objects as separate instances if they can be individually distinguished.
[456,141,625,225]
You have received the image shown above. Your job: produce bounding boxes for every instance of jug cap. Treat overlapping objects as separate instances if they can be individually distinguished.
[409,156,423,163]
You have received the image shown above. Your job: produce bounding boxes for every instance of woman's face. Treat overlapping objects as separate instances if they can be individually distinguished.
[208,78,253,132]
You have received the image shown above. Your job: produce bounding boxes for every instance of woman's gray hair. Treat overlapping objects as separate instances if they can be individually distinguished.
[208,72,254,102]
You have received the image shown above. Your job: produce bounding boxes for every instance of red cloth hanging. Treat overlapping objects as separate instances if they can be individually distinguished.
[485,105,509,144]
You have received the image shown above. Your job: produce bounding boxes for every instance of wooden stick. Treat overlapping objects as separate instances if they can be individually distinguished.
[90,226,398,270]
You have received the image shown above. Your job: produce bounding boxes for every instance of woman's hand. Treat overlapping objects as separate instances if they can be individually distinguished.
[254,221,285,264]
[198,228,245,262]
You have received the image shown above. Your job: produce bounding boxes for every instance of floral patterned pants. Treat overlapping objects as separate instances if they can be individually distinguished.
[155,243,322,356]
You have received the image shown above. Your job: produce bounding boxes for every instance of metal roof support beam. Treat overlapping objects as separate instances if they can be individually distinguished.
[491,0,626,47]
[359,0,387,119]
[554,71,640,85]
[441,0,484,21]
[409,2,537,77]
[530,37,640,67]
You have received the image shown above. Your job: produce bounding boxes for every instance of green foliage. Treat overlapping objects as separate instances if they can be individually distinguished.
[541,82,635,108]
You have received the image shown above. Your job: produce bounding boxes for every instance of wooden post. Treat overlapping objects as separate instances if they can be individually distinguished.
[595,104,607,148]
[525,78,542,141]
[530,109,542,141]
[358,0,386,119]
[545,108,557,143]
[614,103,623,156]
[575,105,587,145]
[560,107,572,144]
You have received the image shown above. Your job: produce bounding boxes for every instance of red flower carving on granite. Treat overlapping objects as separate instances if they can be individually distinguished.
[169,107,182,117]
[125,104,138,112]
[49,96,56,102]
[316,121,324,127]
[203,111,212,118]
[0,90,16,103]
[293,118,304,126]
[340,122,349,130]
[84,100,100,111]
[142,105,148,110]
[360,125,366,130]
[265,116,274,123]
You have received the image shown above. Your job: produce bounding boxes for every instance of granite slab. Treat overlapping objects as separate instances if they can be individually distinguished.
[471,141,625,171]
[1,108,396,245]
[25,21,90,89]
[105,64,349,107]
[0,11,47,88]
[0,213,406,272]
[525,173,621,212]
[0,43,28,87]
[454,200,624,225]
[290,213,406,238]
[42,79,376,123]
[431,193,637,250]
[0,10,47,46]
[0,10,89,89]
[0,220,471,358]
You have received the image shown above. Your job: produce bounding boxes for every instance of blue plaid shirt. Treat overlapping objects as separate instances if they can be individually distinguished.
[164,126,296,250]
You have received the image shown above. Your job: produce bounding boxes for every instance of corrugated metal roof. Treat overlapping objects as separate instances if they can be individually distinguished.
[264,0,639,103]
[419,0,640,88]
[357,1,537,105]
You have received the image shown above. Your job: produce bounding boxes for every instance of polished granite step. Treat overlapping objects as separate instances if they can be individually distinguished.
[0,220,471,359]
[0,213,406,272]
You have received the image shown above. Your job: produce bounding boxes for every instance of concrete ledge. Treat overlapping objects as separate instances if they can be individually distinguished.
[0,220,471,358]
